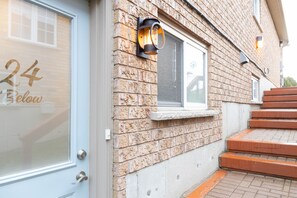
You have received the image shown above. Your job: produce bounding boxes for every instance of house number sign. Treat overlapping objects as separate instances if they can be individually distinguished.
[0,59,43,105]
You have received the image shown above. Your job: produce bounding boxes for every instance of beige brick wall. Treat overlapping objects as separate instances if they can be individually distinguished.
[113,0,282,197]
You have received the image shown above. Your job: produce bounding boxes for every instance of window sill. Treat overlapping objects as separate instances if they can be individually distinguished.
[150,109,219,121]
[250,101,263,105]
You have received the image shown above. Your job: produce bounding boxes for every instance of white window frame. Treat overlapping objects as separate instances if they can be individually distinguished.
[253,0,261,23]
[252,76,260,102]
[158,21,208,110]
[8,0,57,47]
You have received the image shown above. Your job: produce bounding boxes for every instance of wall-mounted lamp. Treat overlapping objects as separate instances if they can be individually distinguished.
[279,41,284,48]
[256,36,263,49]
[136,17,165,59]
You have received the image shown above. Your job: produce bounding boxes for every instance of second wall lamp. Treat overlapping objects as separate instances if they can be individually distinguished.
[256,36,263,49]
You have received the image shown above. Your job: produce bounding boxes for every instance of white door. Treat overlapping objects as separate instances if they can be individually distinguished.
[0,0,90,197]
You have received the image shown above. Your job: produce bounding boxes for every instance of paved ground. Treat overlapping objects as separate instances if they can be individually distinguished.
[205,171,297,198]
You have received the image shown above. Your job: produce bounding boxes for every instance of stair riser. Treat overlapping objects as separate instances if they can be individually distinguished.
[228,140,297,157]
[220,156,297,179]
[263,95,297,102]
[249,121,297,129]
[252,112,297,119]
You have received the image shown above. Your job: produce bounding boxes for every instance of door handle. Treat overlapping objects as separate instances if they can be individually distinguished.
[76,171,88,183]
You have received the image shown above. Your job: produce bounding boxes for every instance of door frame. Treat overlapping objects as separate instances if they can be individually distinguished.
[89,0,113,198]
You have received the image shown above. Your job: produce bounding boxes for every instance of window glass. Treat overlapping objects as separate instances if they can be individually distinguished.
[252,77,260,101]
[157,24,208,109]
[185,43,205,104]
[158,31,183,107]
[1,0,71,178]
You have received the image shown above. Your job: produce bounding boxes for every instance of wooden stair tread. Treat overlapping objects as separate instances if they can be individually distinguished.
[221,152,297,164]
[263,95,297,102]
[250,119,297,129]
[252,109,297,119]
[228,128,297,144]
[264,89,297,96]
[250,119,297,122]
[252,109,297,112]
[220,152,297,179]
[227,129,297,157]
[261,102,297,109]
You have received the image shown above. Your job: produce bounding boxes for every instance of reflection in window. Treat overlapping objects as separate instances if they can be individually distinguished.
[10,0,32,40]
[10,0,57,46]
[37,7,56,44]
[185,44,205,104]
[0,0,71,178]
[158,32,182,107]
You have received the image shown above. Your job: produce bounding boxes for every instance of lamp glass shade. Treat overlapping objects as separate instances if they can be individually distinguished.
[151,23,165,50]
[138,27,151,49]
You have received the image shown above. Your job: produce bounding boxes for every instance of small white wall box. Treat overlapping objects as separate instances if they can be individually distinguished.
[240,52,249,65]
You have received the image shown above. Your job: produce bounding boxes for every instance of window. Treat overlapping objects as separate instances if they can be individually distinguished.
[253,0,261,23]
[157,23,207,109]
[9,0,57,46]
[252,76,260,102]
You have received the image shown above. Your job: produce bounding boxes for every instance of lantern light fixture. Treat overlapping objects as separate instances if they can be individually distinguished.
[136,17,165,59]
[256,36,263,49]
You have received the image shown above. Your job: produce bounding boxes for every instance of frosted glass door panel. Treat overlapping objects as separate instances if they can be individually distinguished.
[0,0,71,178]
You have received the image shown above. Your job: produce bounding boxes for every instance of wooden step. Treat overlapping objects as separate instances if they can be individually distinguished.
[227,129,297,157]
[252,109,297,119]
[264,89,297,96]
[261,102,297,109]
[249,119,297,129]
[220,152,297,179]
[263,95,297,102]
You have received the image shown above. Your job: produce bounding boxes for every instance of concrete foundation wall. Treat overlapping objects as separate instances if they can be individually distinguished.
[125,102,261,198]
[260,77,276,101]
[126,140,223,198]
